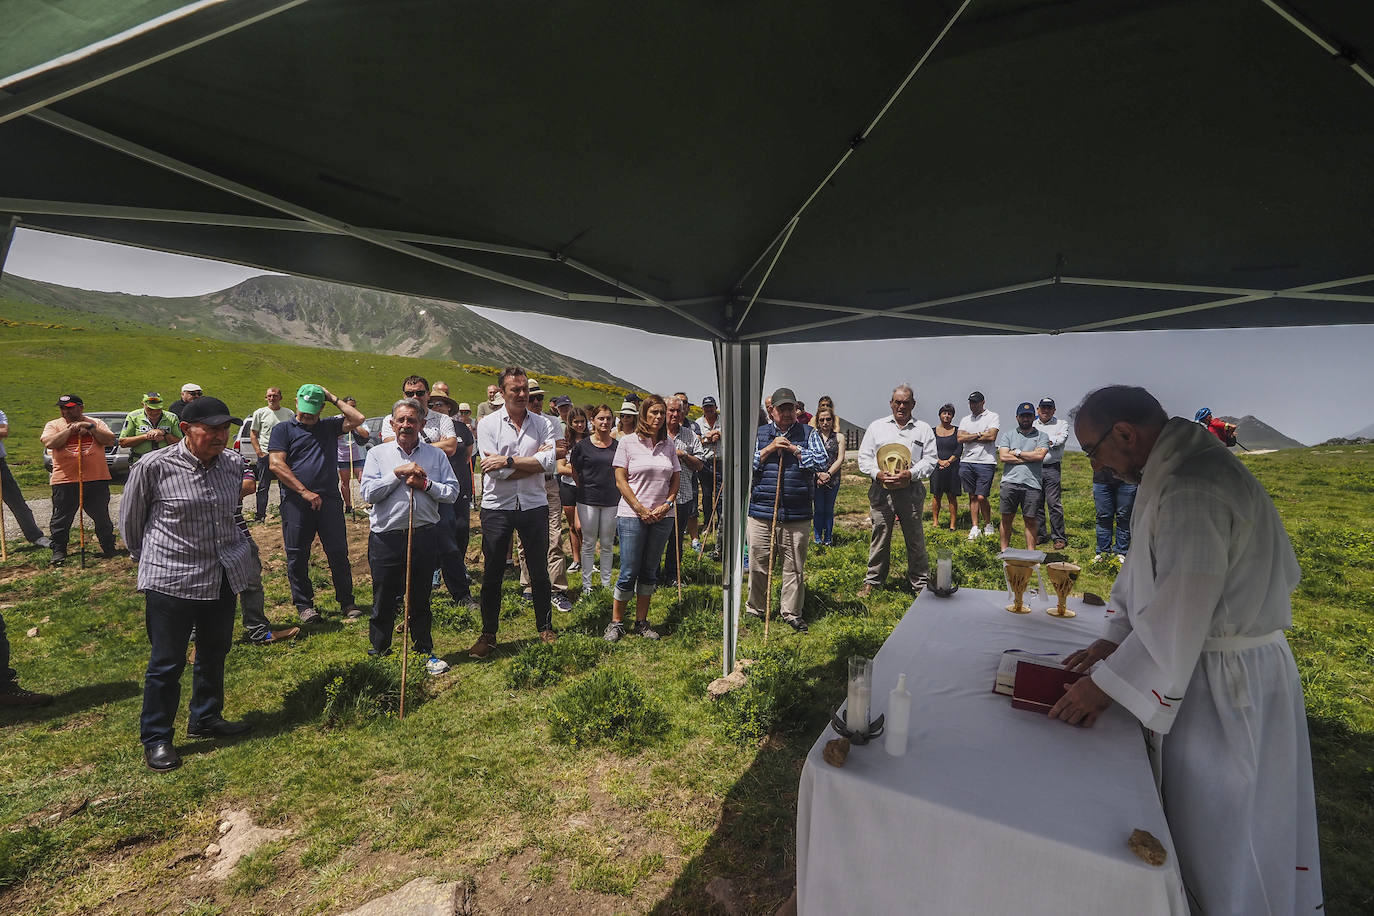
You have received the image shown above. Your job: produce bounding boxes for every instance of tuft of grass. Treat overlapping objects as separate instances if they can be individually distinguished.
[547,669,669,750]
[505,635,607,689]
[713,646,815,744]
[0,826,54,890]
[224,839,289,897]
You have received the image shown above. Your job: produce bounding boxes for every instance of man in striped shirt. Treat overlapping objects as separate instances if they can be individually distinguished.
[119,396,257,772]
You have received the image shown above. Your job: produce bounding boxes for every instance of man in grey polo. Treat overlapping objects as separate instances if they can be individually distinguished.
[119,396,256,772]
[1033,396,1070,550]
[996,402,1051,551]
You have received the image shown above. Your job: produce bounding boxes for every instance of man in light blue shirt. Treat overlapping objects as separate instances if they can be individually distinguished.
[360,398,459,674]
[995,402,1050,550]
[1033,397,1070,549]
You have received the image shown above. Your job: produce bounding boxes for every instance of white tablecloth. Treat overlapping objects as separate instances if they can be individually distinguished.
[796,587,1188,915]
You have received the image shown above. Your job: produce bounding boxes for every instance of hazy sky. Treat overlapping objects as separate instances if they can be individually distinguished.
[6,228,1371,444]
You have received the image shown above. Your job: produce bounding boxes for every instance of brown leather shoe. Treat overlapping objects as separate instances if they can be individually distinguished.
[539,629,558,644]
[1053,539,1068,550]
[467,633,497,659]
[857,583,874,599]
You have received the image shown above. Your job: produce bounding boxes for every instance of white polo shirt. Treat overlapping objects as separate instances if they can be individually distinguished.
[957,409,1001,464]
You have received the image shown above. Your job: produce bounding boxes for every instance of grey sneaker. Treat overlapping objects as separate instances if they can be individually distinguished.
[631,620,660,640]
[603,620,626,642]
[33,536,52,549]
[552,593,573,613]
[298,608,321,625]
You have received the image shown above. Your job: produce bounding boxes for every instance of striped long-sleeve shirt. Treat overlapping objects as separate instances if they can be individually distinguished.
[118,439,255,599]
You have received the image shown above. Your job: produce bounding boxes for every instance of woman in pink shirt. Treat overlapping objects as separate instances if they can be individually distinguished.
[605,395,679,642]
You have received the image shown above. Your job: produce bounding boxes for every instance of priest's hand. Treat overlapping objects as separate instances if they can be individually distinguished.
[1063,638,1119,673]
[1049,677,1112,727]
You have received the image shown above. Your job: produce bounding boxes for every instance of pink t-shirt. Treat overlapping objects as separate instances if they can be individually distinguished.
[612,434,681,519]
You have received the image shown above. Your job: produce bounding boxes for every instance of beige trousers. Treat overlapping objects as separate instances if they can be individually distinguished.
[746,516,809,622]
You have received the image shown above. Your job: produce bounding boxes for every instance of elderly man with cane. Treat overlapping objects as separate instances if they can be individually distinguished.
[41,395,118,567]
[360,398,459,675]
[119,396,257,771]
[745,388,829,634]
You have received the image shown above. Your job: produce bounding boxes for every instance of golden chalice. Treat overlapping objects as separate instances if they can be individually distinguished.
[1045,562,1081,618]
[1003,560,1036,614]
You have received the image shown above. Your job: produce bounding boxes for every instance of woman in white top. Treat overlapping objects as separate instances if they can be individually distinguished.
[556,407,588,573]
[613,401,638,439]
[605,395,679,642]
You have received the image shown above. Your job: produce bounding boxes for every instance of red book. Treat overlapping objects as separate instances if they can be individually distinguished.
[1011,660,1085,713]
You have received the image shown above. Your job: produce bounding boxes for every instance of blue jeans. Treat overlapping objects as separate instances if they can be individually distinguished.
[615,515,674,601]
[1093,480,1137,553]
[812,483,839,544]
[140,577,236,745]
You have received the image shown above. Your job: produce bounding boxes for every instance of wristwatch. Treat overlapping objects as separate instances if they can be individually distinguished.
[506,455,514,469]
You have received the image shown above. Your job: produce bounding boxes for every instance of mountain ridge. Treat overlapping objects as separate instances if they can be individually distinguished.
[0,273,638,390]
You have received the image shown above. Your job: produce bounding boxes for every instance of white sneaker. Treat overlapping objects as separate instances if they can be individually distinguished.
[691,538,701,551]
[984,523,998,537]
[967,527,980,541]
[424,655,450,675]
[1093,553,1105,563]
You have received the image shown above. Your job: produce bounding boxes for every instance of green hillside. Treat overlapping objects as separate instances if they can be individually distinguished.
[0,273,638,390]
[0,297,630,490]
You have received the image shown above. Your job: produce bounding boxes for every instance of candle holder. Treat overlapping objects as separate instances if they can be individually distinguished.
[1045,562,1081,618]
[931,548,958,597]
[831,711,886,745]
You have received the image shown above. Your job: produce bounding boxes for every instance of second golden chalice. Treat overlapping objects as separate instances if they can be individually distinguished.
[1003,559,1036,614]
[1045,561,1081,618]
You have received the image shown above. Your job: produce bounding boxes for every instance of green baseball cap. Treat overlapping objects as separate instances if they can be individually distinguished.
[296,383,327,415]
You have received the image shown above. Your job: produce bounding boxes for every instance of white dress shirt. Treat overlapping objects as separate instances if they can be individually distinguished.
[476,406,560,510]
[1033,416,1069,465]
[856,414,938,481]
[360,439,459,532]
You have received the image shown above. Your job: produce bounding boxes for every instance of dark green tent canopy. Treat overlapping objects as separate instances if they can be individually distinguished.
[3,0,1370,669]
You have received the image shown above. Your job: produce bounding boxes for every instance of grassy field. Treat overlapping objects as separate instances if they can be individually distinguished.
[0,297,624,492]
[1,439,1370,914]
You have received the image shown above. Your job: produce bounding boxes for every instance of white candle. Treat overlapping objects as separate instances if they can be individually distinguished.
[937,556,952,591]
[847,682,871,734]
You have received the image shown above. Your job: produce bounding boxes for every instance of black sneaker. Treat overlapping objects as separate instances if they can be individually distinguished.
[49,551,66,567]
[784,617,809,633]
[631,620,660,640]
[603,620,626,643]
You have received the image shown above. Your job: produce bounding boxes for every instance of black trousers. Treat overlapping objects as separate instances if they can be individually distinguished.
[0,457,45,542]
[140,576,235,745]
[698,459,722,527]
[479,506,551,635]
[254,456,284,521]
[368,524,438,655]
[1035,464,1065,543]
[437,497,472,601]
[279,493,354,613]
[50,480,115,553]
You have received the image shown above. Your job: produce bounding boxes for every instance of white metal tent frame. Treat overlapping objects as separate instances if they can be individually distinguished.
[2,0,1370,674]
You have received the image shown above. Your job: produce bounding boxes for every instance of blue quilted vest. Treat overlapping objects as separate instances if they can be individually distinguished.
[750,423,815,522]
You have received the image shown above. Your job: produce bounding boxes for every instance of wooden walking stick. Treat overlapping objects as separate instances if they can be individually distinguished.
[399,485,415,720]
[698,467,722,562]
[763,453,784,644]
[76,429,86,569]
[0,462,8,562]
[673,505,683,603]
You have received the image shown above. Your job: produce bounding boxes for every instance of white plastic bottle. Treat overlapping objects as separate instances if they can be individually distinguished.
[884,673,911,757]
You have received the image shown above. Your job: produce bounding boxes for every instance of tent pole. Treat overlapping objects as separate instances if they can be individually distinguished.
[714,339,767,677]
[0,216,19,277]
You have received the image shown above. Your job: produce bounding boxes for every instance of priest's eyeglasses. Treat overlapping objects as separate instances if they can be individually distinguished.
[1082,427,1112,461]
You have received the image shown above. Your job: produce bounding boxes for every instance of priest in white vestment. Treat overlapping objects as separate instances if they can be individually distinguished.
[1050,385,1322,915]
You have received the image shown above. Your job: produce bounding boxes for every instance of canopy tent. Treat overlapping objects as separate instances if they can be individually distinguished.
[3,0,1370,671]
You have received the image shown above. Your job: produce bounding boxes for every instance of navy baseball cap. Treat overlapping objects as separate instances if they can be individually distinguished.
[701,396,717,407]
[968,391,984,402]
[179,396,234,426]
[1016,401,1036,416]
[1038,397,1055,409]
